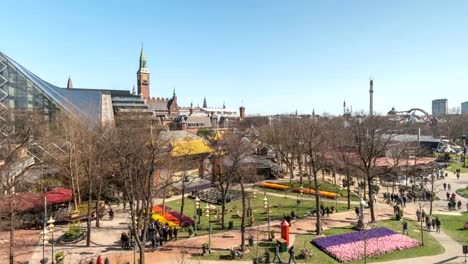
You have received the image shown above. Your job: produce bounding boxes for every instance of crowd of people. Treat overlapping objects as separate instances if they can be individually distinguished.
[120,219,179,252]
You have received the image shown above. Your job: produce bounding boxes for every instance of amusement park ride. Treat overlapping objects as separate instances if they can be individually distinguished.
[386,107,438,126]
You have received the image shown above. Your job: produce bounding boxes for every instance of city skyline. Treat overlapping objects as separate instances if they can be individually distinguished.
[2,0,468,115]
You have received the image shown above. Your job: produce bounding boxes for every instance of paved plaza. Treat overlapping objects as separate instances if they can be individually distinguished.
[1,172,466,264]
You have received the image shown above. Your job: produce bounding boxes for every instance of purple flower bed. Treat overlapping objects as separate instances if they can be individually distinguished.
[314,228,396,248]
[312,227,420,262]
[168,211,195,227]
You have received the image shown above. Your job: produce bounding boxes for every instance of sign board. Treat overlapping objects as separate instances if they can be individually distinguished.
[463,245,468,254]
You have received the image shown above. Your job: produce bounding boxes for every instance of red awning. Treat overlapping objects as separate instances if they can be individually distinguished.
[0,189,73,213]
[45,189,73,205]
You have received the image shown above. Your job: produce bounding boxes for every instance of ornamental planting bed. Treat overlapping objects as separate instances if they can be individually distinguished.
[312,228,420,262]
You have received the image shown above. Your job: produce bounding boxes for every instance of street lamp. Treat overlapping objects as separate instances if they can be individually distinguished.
[264,195,271,241]
[40,228,49,264]
[194,196,200,236]
[205,203,212,254]
[47,216,56,264]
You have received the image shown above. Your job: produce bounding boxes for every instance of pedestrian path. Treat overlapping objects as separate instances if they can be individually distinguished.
[374,229,465,264]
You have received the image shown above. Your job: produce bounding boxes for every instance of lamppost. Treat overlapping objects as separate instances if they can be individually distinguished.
[264,195,271,241]
[194,196,200,236]
[47,216,56,264]
[40,228,49,264]
[205,203,212,254]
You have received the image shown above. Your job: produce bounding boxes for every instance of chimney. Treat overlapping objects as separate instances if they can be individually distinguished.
[239,106,246,120]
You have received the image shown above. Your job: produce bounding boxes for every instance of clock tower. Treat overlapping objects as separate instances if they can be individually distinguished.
[137,46,150,99]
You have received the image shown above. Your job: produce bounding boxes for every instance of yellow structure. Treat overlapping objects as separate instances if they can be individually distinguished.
[171,138,213,157]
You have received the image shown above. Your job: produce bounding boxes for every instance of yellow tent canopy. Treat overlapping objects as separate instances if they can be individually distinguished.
[171,139,213,157]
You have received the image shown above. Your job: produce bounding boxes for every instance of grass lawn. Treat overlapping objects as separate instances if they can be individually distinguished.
[433,212,468,244]
[163,194,350,238]
[194,218,444,263]
[456,188,468,199]
[444,162,468,173]
[258,179,360,202]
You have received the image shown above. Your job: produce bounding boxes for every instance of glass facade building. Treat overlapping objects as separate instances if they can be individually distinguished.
[0,51,155,127]
[0,53,59,120]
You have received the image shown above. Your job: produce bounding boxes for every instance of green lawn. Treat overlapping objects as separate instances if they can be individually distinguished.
[163,194,349,238]
[456,188,468,199]
[444,162,468,173]
[194,218,444,263]
[433,213,468,244]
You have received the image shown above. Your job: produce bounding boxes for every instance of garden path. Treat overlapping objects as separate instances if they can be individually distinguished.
[373,229,466,264]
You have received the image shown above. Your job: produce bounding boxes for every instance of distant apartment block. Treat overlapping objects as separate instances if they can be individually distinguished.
[432,99,448,116]
[462,101,468,115]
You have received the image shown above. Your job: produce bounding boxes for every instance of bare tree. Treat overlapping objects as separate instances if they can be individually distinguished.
[347,115,394,223]
[108,120,170,264]
[0,110,44,264]
[222,134,256,251]
[300,118,328,234]
[259,118,300,184]
[328,117,356,210]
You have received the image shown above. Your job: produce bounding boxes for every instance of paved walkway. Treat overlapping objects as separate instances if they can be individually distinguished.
[22,171,467,263]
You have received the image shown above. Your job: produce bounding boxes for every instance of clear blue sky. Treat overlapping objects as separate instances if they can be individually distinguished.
[2,0,468,115]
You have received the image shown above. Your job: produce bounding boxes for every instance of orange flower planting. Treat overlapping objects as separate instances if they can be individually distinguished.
[293,187,337,198]
[258,182,289,190]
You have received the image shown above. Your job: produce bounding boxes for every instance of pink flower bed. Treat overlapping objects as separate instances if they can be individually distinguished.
[313,228,420,262]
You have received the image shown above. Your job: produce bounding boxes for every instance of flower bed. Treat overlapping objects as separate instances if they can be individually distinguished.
[169,211,195,227]
[313,227,420,262]
[151,205,172,214]
[152,214,179,228]
[258,182,289,190]
[292,187,337,199]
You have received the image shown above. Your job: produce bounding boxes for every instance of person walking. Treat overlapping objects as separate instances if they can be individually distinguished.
[272,244,282,263]
[402,220,409,235]
[108,207,114,221]
[448,184,451,191]
[443,182,446,190]
[288,246,296,264]
[435,217,441,232]
[416,209,421,222]
[96,256,103,264]
[457,172,460,180]
[104,257,110,264]
[151,232,157,252]
[173,226,178,240]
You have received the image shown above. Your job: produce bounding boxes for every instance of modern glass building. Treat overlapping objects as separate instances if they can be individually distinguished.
[0,51,152,127]
[431,99,448,117]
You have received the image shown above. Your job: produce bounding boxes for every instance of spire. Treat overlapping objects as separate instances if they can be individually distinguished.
[132,85,136,95]
[138,44,148,73]
[173,88,176,97]
[203,97,207,108]
[343,100,346,115]
[67,76,73,89]
[369,77,374,116]
[223,101,226,109]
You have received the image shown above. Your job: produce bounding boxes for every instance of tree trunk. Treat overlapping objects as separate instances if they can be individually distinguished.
[179,174,186,226]
[8,190,15,264]
[346,169,351,210]
[297,154,303,182]
[367,174,376,223]
[221,190,226,230]
[240,181,247,251]
[313,170,322,235]
[86,183,92,247]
